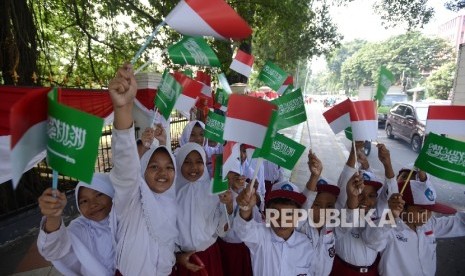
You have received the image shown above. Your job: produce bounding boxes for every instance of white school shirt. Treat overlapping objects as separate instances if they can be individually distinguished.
[176,179,228,251]
[335,165,397,266]
[263,160,283,183]
[110,126,178,276]
[363,213,465,276]
[37,217,115,276]
[298,189,336,276]
[221,190,262,243]
[234,214,314,276]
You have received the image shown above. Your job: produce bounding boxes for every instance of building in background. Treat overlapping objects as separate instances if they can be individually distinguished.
[437,12,465,52]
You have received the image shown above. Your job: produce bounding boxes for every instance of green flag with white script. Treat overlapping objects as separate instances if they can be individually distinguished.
[253,133,306,171]
[258,60,288,91]
[204,110,225,144]
[47,88,104,183]
[211,154,229,194]
[168,36,221,67]
[215,88,230,111]
[155,71,182,120]
[415,132,465,185]
[374,66,394,106]
[271,88,307,130]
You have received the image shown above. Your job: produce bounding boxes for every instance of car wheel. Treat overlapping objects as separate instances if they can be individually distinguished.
[411,135,422,153]
[386,124,394,139]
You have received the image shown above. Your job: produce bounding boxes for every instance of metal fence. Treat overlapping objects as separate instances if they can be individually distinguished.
[0,112,188,217]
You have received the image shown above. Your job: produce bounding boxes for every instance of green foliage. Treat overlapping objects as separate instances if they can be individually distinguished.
[337,32,454,92]
[425,61,456,100]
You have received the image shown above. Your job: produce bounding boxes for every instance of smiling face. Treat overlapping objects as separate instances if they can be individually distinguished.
[227,171,246,192]
[144,149,175,193]
[358,185,378,212]
[181,150,205,182]
[189,124,205,146]
[311,192,337,225]
[78,187,112,221]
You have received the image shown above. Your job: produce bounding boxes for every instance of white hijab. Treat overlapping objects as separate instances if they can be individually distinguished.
[175,143,221,251]
[54,173,116,276]
[139,145,178,246]
[175,142,210,192]
[179,120,205,146]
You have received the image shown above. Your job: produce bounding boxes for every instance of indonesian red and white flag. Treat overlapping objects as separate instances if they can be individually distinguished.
[229,50,254,78]
[277,76,293,95]
[323,98,352,134]
[350,100,378,141]
[195,71,212,97]
[172,72,203,118]
[222,141,241,178]
[224,94,277,148]
[165,0,252,40]
[10,89,49,188]
[426,105,465,136]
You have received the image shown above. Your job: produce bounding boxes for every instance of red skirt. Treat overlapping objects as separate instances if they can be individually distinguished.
[217,238,253,276]
[330,254,380,276]
[175,241,224,276]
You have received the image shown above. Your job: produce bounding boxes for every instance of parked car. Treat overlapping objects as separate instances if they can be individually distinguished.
[377,93,408,129]
[385,102,429,152]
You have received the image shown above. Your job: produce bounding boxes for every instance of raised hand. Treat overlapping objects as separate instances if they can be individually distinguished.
[236,185,257,220]
[377,143,395,179]
[388,193,405,218]
[108,63,137,108]
[153,123,167,146]
[141,127,155,148]
[346,173,364,209]
[38,188,67,232]
[307,150,322,177]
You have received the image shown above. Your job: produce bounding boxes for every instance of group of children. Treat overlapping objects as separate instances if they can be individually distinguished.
[36,64,465,276]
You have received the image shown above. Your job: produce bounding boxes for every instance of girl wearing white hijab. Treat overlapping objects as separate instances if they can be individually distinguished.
[178,120,223,177]
[175,142,230,276]
[108,64,178,275]
[37,173,116,276]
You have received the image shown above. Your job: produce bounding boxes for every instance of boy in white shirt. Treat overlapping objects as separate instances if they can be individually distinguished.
[234,181,314,276]
[363,178,465,276]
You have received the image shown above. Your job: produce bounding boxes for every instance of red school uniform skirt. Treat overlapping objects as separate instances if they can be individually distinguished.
[175,241,224,276]
[217,238,253,276]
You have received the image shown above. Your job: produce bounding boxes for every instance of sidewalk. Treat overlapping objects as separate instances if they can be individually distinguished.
[4,102,348,276]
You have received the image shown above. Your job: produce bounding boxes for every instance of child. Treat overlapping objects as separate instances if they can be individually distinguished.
[263,159,283,197]
[218,159,258,276]
[108,64,178,275]
[298,151,340,276]
[179,120,205,147]
[175,142,230,276]
[239,144,265,209]
[363,180,465,276]
[331,143,396,276]
[37,173,115,276]
[234,181,314,275]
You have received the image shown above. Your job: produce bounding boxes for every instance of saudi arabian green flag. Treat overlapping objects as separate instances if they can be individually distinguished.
[271,88,307,130]
[252,110,279,158]
[155,71,182,120]
[253,133,306,170]
[211,154,229,194]
[344,127,353,141]
[258,60,288,91]
[415,132,465,185]
[217,73,232,93]
[168,36,221,67]
[374,66,394,106]
[47,88,104,184]
[215,88,229,111]
[204,110,225,144]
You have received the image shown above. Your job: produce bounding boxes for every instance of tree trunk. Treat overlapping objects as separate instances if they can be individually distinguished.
[0,0,39,86]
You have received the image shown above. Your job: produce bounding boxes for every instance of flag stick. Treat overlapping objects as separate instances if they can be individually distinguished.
[131,21,166,65]
[306,120,313,149]
[134,59,153,75]
[52,170,58,198]
[248,157,264,192]
[223,203,231,230]
[400,168,415,195]
[353,139,358,171]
